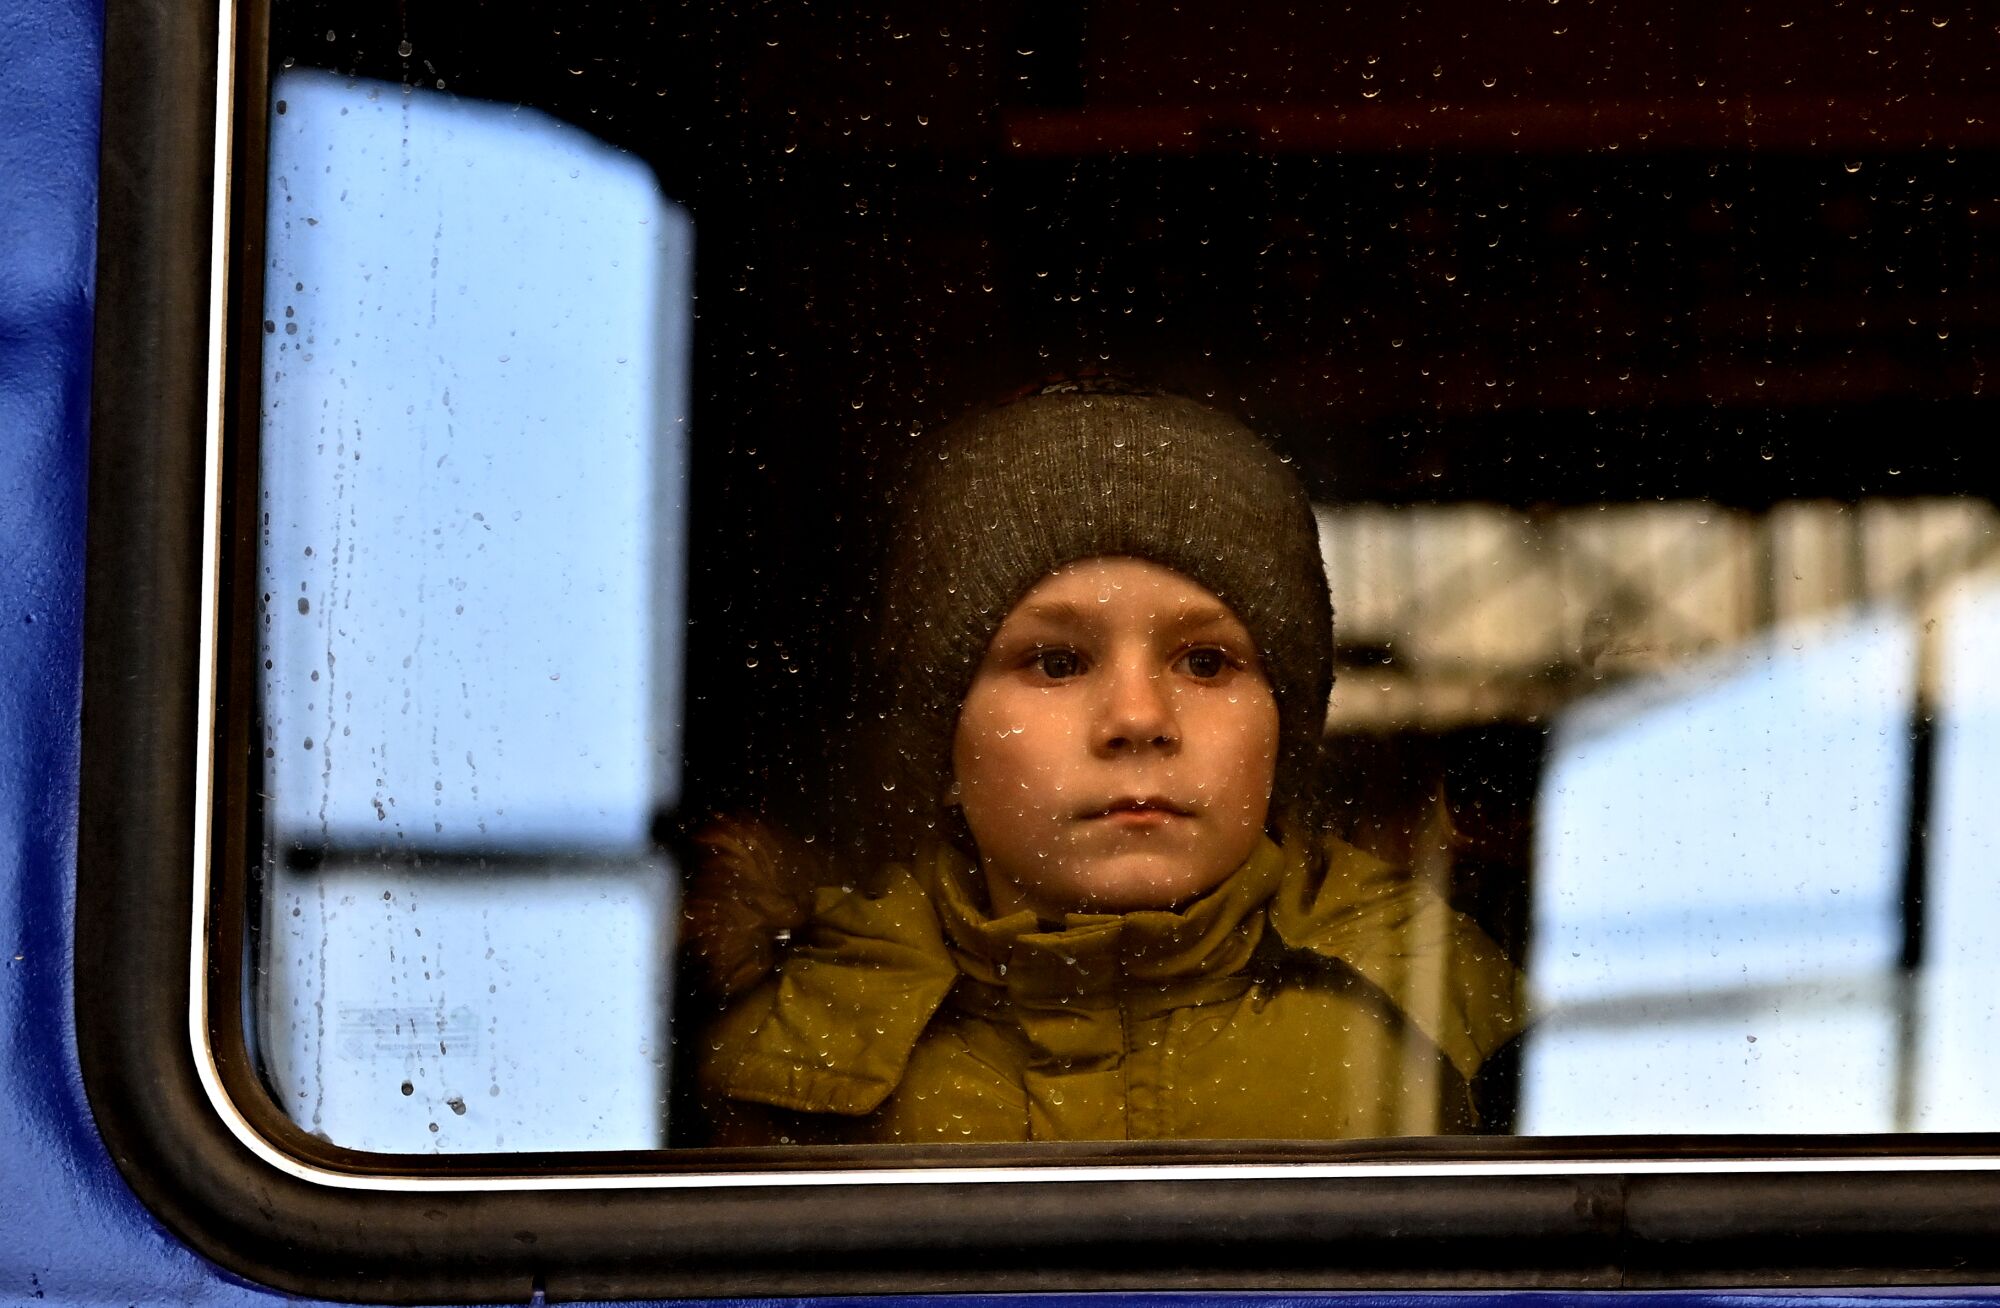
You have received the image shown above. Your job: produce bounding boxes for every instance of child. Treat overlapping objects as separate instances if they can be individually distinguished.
[685,380,1521,1144]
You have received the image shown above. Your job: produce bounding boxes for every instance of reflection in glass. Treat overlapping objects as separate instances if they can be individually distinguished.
[1525,615,1912,1132]
[1506,501,1997,1133]
[1913,570,2000,1130]
[253,71,691,1151]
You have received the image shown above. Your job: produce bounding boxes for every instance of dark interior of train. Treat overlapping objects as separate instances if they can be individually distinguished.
[257,0,1998,1142]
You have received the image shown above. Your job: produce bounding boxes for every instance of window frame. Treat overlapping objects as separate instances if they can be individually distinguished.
[73,0,2000,1298]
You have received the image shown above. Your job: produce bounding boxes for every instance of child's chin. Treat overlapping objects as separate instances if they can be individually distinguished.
[1054,852,1234,914]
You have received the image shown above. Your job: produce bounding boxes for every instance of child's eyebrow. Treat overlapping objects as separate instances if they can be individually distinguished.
[1009,599,1089,627]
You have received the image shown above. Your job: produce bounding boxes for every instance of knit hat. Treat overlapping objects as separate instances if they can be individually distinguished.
[866,381,1334,850]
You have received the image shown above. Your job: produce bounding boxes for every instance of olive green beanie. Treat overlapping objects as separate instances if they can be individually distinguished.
[869,382,1333,842]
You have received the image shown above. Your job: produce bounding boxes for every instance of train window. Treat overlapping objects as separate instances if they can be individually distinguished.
[75,0,2000,1294]
[239,2,2000,1158]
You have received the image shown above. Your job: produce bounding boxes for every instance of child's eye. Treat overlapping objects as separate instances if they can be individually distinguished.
[1030,648,1084,680]
[1179,647,1231,679]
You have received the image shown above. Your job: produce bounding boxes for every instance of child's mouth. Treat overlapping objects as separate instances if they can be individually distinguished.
[1079,797,1195,822]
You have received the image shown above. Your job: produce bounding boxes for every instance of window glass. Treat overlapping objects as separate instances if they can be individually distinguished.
[255,69,690,1150]
[244,4,1997,1156]
[1512,503,1990,1132]
[1912,568,2000,1129]
[1528,603,1914,1132]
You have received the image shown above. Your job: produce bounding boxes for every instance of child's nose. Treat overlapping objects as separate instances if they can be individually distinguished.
[1093,657,1178,755]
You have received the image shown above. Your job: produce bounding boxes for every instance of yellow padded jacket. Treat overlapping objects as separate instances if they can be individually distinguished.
[697,833,1522,1144]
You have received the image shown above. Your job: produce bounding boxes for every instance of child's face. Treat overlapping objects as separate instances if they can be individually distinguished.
[951,556,1281,916]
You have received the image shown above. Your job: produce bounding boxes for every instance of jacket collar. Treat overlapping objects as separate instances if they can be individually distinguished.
[925,835,1292,1005]
[718,833,1521,1115]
